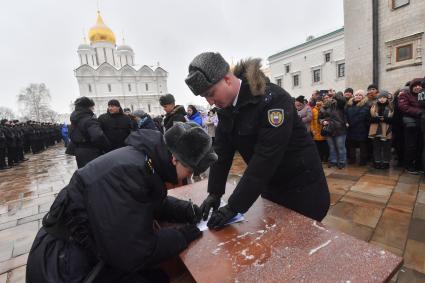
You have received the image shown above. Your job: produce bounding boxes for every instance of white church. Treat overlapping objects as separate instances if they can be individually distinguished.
[74,11,167,116]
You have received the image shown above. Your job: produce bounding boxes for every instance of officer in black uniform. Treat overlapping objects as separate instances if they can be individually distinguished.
[185,52,330,229]
[0,121,7,170]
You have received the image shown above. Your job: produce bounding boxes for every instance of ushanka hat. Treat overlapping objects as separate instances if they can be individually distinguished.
[164,122,217,174]
[74,97,95,108]
[185,52,230,96]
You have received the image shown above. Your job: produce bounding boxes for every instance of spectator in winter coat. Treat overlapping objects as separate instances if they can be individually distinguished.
[319,93,347,169]
[204,110,218,143]
[295,95,312,132]
[345,90,370,166]
[369,91,393,169]
[160,94,187,131]
[344,88,354,101]
[398,78,423,174]
[61,124,69,147]
[311,100,328,162]
[418,77,425,174]
[98,99,133,151]
[132,109,158,131]
[391,88,405,166]
[69,97,111,168]
[367,84,379,107]
[186,105,203,126]
[26,123,217,283]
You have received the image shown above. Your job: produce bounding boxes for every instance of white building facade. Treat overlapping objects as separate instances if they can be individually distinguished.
[74,11,167,116]
[268,28,345,98]
[344,0,425,92]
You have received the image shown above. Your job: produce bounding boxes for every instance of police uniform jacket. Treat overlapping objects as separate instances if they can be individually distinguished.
[27,130,193,282]
[208,59,329,221]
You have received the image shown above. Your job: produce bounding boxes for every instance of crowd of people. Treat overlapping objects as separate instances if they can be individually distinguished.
[296,77,425,175]
[0,120,63,170]
[66,94,219,169]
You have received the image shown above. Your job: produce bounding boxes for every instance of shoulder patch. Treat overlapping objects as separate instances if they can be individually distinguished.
[268,109,284,127]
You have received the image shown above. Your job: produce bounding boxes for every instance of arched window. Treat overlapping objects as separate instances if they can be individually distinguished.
[108,84,112,92]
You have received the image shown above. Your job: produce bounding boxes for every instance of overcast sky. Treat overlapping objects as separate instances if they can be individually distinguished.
[0,0,343,114]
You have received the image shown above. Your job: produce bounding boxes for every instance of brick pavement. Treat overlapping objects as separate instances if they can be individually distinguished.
[0,146,424,282]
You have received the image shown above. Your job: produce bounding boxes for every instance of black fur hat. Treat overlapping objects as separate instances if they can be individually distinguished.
[108,99,121,107]
[185,52,230,96]
[164,122,217,174]
[159,94,175,106]
[74,97,95,108]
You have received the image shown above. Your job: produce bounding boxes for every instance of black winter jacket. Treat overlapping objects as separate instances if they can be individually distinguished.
[69,107,110,151]
[344,97,370,141]
[208,59,329,221]
[163,105,186,131]
[98,111,132,150]
[27,130,194,282]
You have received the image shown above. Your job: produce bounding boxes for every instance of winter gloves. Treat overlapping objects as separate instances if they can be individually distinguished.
[207,205,237,230]
[185,203,202,224]
[200,194,221,220]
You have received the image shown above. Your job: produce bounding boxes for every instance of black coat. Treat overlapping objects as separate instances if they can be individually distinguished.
[27,130,193,282]
[98,111,132,150]
[319,96,347,137]
[163,105,186,131]
[0,126,6,148]
[208,59,329,221]
[137,114,159,131]
[3,126,16,147]
[344,98,370,141]
[69,107,111,168]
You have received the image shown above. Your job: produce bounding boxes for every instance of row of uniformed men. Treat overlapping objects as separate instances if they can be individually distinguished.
[0,119,62,170]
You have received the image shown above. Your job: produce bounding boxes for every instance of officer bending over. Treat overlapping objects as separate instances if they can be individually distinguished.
[26,123,217,283]
[185,52,330,229]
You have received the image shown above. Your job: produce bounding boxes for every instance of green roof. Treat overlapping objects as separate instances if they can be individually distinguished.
[268,27,344,61]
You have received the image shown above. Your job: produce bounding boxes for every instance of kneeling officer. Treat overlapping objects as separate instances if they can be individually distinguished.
[26,122,217,283]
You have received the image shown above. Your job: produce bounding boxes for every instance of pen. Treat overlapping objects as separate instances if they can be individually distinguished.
[189,198,196,217]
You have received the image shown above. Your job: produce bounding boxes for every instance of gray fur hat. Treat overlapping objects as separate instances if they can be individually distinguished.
[185,52,230,96]
[164,122,217,174]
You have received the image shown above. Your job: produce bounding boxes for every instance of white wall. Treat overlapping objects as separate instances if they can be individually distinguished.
[269,30,345,99]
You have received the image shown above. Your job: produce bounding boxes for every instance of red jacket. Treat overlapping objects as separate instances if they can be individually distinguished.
[398,79,422,118]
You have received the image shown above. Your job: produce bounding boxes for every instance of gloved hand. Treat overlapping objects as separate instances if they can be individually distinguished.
[185,203,202,224]
[207,205,237,230]
[200,194,221,220]
[178,224,202,244]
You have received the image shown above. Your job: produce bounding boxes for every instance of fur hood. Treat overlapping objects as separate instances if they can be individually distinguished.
[233,58,267,96]
[346,97,368,107]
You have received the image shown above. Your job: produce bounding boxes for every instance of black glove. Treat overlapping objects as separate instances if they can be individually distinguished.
[178,224,202,244]
[200,194,221,220]
[185,203,202,224]
[207,205,237,230]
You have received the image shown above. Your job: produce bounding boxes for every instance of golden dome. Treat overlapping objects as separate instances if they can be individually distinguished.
[88,11,116,44]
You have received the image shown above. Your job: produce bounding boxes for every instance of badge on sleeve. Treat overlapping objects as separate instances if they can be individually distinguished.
[268,109,284,127]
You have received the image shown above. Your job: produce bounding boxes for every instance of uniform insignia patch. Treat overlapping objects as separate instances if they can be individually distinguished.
[268,109,284,127]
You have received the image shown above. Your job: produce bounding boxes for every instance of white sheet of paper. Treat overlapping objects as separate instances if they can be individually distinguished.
[197,201,244,231]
